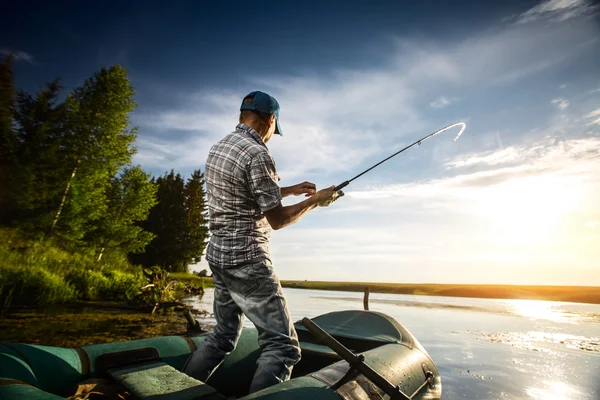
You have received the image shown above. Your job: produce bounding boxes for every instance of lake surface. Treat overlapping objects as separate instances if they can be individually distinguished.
[185,288,600,399]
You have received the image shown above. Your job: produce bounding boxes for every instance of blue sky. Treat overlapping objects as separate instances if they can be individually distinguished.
[3,0,599,285]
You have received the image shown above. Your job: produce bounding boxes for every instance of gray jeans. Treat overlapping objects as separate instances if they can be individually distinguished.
[183,259,301,393]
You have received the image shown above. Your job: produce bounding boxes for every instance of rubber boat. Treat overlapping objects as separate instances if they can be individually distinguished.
[0,310,441,399]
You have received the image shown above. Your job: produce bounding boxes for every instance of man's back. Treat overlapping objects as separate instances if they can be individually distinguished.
[205,124,282,267]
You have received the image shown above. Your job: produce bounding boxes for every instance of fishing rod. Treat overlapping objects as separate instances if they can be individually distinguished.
[334,122,466,192]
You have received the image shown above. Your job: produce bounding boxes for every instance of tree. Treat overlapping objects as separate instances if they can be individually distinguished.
[132,170,187,271]
[132,169,209,272]
[0,55,16,223]
[8,79,70,233]
[182,169,209,267]
[89,166,158,261]
[52,65,137,244]
[197,269,209,278]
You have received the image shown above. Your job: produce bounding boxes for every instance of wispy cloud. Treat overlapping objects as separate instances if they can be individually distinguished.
[429,96,455,109]
[345,137,600,212]
[517,0,598,24]
[135,9,598,182]
[585,108,600,126]
[551,97,570,110]
[0,49,34,63]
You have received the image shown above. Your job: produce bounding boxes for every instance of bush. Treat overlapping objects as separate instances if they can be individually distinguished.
[101,270,146,300]
[0,265,77,307]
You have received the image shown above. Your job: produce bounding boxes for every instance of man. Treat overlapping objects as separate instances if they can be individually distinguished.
[184,91,339,393]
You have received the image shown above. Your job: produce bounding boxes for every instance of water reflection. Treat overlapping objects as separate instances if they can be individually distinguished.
[186,288,600,399]
[506,299,566,323]
[526,380,584,400]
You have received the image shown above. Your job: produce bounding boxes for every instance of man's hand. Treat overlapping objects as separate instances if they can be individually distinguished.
[312,185,341,207]
[281,181,317,198]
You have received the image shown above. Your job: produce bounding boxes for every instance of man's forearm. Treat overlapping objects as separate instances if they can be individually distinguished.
[274,197,319,229]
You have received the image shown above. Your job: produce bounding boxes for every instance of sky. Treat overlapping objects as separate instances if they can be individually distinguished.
[2,0,599,285]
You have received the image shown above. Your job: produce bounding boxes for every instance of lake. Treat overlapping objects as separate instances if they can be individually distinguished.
[185,288,600,399]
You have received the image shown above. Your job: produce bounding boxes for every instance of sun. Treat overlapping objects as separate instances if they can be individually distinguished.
[476,174,583,246]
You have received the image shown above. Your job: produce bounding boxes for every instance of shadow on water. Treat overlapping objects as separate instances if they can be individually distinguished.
[0,303,191,347]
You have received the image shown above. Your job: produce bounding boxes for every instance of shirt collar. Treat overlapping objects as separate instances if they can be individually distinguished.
[235,123,267,147]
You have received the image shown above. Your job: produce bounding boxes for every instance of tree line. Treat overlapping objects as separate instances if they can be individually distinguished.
[0,55,208,272]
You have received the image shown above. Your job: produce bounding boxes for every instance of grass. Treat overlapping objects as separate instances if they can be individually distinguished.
[170,272,214,288]
[280,280,600,304]
[0,228,154,307]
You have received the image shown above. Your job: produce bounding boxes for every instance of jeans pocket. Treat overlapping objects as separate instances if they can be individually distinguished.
[225,261,271,297]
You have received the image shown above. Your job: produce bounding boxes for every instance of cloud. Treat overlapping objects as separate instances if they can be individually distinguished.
[551,97,570,110]
[134,2,599,183]
[429,96,454,108]
[346,136,600,208]
[0,49,34,63]
[585,108,600,126]
[517,0,598,24]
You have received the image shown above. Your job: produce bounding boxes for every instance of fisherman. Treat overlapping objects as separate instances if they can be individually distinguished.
[184,91,340,393]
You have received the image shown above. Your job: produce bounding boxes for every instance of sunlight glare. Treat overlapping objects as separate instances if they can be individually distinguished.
[477,174,582,245]
[526,380,582,400]
[507,299,565,323]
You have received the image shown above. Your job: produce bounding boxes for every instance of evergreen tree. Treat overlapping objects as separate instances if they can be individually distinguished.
[132,170,187,271]
[182,169,209,267]
[132,169,209,272]
[0,55,16,223]
[9,79,70,232]
[90,166,158,261]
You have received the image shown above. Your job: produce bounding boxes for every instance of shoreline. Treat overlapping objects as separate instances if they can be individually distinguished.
[279,280,600,304]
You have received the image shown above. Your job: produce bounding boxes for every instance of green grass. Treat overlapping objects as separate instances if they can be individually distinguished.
[280,280,600,304]
[0,228,148,307]
[170,272,214,288]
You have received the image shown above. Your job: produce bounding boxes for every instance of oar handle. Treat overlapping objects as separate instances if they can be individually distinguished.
[334,181,349,191]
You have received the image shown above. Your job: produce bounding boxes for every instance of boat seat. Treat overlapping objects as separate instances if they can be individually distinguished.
[108,361,227,400]
[299,341,341,359]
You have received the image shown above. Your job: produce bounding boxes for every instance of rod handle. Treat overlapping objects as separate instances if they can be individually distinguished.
[334,181,349,191]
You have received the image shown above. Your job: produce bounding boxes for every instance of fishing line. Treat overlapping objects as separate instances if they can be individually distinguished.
[334,122,466,192]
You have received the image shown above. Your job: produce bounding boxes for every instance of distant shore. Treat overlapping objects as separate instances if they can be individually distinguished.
[279,280,600,304]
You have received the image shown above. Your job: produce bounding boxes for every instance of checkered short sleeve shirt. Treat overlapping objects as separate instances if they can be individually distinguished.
[205,124,282,266]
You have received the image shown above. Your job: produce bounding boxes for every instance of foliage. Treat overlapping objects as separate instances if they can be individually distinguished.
[0,229,146,308]
[197,269,209,278]
[89,166,158,260]
[0,55,15,223]
[132,169,209,272]
[0,265,77,308]
[0,56,210,306]
[171,272,212,288]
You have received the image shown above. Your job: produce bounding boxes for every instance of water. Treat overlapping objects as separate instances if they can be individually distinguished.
[185,288,600,399]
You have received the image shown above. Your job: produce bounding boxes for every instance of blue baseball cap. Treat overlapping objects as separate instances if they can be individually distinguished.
[240,91,283,136]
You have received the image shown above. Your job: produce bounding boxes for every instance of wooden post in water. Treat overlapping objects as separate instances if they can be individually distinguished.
[363,287,370,311]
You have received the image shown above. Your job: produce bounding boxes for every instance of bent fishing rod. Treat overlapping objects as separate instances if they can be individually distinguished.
[334,122,466,192]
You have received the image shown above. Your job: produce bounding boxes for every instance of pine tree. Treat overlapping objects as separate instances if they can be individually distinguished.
[183,169,209,267]
[131,169,209,272]
[90,166,158,261]
[9,79,70,232]
[0,55,16,223]
[132,170,187,271]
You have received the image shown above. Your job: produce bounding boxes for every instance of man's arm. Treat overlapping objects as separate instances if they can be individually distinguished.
[265,186,337,230]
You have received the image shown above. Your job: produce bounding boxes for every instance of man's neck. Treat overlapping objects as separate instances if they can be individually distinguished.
[243,121,268,142]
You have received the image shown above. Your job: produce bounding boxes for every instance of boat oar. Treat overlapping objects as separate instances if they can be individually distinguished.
[301,317,435,399]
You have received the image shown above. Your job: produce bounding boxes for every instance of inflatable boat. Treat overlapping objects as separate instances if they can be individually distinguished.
[0,310,441,399]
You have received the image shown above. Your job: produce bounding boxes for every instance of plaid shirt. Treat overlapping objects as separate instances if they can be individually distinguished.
[205,124,282,267]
